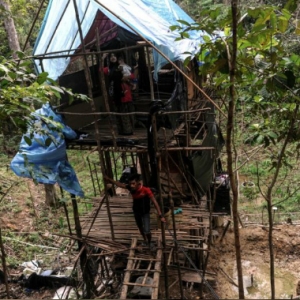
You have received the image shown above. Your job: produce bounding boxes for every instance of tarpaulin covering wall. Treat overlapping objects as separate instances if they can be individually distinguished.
[10,103,84,197]
[33,0,206,80]
[189,102,225,195]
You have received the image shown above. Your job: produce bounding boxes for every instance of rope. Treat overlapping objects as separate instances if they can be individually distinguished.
[165,224,220,299]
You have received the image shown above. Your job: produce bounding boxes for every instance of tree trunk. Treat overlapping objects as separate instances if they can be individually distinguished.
[44,184,58,207]
[265,105,299,299]
[226,0,245,299]
[0,0,21,59]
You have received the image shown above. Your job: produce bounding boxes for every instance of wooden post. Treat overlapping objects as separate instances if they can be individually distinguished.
[59,186,73,236]
[152,115,169,299]
[152,239,163,299]
[169,198,184,298]
[71,194,95,298]
[200,154,216,297]
[96,27,117,149]
[72,0,114,240]
[163,128,184,299]
[146,46,155,101]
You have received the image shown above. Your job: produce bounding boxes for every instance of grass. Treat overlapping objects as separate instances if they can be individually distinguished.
[0,146,132,272]
[1,138,300,275]
[236,142,300,216]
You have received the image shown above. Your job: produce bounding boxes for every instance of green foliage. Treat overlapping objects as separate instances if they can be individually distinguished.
[0,0,49,56]
[174,1,300,218]
[173,4,300,149]
[0,54,90,147]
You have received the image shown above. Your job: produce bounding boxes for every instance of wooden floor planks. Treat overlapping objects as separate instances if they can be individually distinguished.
[80,195,211,249]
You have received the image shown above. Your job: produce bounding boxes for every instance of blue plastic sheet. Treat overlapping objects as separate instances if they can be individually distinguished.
[33,0,207,81]
[10,103,84,197]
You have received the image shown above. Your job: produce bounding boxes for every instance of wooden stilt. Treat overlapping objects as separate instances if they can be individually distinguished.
[146,46,155,101]
[96,27,117,148]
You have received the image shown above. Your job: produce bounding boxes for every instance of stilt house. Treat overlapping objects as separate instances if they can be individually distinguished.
[32,0,230,298]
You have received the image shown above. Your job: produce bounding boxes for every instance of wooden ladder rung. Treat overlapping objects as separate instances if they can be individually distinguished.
[124,269,161,273]
[123,282,158,288]
[127,257,161,261]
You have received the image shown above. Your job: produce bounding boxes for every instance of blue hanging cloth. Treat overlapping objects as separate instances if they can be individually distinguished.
[10,103,84,197]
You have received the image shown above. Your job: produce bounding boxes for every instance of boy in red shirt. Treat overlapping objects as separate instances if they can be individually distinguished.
[104,173,166,248]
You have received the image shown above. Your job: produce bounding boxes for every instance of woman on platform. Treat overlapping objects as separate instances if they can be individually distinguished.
[102,53,135,136]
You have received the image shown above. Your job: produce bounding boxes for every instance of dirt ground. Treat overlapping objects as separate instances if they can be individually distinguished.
[208,222,300,299]
[1,180,300,299]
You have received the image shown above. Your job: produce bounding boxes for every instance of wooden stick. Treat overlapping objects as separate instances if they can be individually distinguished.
[152,239,163,300]
[4,237,59,250]
[120,238,137,299]
[96,27,117,149]
[219,267,238,287]
[141,261,153,285]
[0,228,10,299]
[220,220,231,243]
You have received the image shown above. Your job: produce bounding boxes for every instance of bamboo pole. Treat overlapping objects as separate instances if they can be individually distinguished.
[68,2,91,55]
[167,152,198,201]
[152,115,169,299]
[72,0,114,241]
[163,128,184,299]
[0,228,10,299]
[146,46,155,101]
[96,27,117,149]
[200,156,215,297]
[152,239,163,299]
[45,0,71,54]
[87,156,97,196]
[58,107,210,116]
[71,194,95,298]
[32,43,146,59]
[86,195,106,237]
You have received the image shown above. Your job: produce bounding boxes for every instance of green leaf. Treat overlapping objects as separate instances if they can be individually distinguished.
[45,138,52,147]
[181,32,190,39]
[295,20,300,35]
[50,85,64,94]
[267,131,277,139]
[284,0,297,13]
[16,51,25,59]
[203,35,211,43]
[36,72,49,85]
[169,25,179,31]
[278,16,289,33]
[0,64,9,73]
[256,134,264,144]
[8,71,17,80]
[177,20,190,26]
[24,136,32,146]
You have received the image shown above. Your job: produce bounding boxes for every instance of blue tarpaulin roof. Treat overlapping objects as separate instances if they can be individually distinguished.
[33,0,205,80]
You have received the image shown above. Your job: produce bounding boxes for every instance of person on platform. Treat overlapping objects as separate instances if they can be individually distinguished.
[104,173,166,249]
[101,52,135,135]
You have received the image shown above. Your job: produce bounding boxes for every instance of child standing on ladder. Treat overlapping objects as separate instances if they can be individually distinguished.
[104,173,166,249]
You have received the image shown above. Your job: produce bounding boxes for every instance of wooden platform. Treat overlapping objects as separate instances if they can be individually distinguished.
[66,118,175,150]
[80,194,212,253]
[78,194,219,299]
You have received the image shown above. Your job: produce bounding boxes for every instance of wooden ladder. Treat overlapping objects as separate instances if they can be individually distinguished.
[120,238,162,299]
